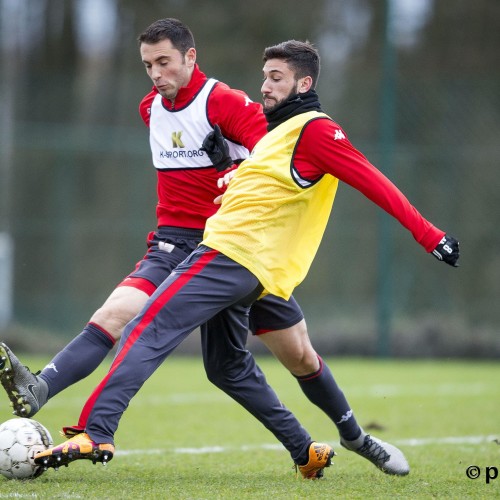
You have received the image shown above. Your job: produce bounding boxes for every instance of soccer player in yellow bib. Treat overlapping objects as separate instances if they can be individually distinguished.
[35,39,458,477]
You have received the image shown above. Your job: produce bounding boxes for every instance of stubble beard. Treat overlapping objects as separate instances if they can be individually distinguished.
[263,86,299,113]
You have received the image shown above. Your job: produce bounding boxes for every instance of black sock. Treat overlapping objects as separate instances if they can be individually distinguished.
[296,356,361,441]
[39,323,115,399]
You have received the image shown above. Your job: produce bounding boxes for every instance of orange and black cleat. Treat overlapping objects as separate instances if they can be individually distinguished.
[34,432,114,470]
[296,442,335,479]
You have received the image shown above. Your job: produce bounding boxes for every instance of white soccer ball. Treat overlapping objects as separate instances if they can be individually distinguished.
[0,418,53,480]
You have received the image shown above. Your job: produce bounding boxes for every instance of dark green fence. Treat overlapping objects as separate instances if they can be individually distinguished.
[1,0,498,357]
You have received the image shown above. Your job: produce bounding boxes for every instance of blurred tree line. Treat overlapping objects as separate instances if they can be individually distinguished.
[0,0,499,357]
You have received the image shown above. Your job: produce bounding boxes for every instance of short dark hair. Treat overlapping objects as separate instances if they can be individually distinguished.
[138,18,195,57]
[263,40,320,88]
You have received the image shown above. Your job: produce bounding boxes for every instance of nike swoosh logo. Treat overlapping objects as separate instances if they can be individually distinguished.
[27,384,39,404]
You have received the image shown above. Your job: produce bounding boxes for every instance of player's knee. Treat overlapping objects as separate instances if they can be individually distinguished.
[90,303,135,340]
[286,347,320,376]
[204,362,227,389]
[204,355,253,391]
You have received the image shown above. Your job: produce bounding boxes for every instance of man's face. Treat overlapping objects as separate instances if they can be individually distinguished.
[140,39,195,100]
[261,59,307,112]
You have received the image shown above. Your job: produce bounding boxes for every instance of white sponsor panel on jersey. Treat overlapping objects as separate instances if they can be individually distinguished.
[149,78,249,170]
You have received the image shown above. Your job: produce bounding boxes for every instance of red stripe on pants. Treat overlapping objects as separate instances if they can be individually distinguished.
[77,249,220,432]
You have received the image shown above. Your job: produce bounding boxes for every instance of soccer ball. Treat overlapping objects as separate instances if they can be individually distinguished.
[0,418,53,480]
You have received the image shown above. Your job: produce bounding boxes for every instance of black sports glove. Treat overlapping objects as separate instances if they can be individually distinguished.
[432,234,460,267]
[201,124,233,172]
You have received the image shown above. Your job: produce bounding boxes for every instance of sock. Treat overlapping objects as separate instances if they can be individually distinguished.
[296,356,362,441]
[39,323,115,399]
[341,432,368,450]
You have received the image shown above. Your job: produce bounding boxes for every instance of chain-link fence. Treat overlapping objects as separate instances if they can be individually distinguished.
[1,0,499,357]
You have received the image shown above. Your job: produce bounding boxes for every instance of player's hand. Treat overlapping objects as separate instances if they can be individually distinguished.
[432,234,460,267]
[217,167,236,190]
[214,166,237,204]
[201,124,233,172]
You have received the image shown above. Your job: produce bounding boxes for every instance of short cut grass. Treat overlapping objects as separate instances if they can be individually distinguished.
[1,354,498,498]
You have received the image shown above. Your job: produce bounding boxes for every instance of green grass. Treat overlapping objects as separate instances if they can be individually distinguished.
[0,355,499,499]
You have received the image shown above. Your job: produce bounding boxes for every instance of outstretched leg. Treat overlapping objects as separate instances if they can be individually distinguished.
[0,228,202,417]
[0,287,147,417]
[35,247,334,478]
[252,295,409,476]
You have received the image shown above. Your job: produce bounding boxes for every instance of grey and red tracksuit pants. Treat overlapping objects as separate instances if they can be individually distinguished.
[76,230,312,463]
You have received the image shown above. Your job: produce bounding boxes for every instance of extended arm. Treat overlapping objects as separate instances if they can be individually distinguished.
[295,119,459,266]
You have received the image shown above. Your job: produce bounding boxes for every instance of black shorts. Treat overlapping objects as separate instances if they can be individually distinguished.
[121,226,304,334]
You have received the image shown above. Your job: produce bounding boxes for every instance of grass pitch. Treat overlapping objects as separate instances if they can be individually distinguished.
[0,355,498,498]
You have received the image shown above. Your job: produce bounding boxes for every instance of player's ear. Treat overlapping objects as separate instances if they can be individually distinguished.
[185,47,196,67]
[298,75,313,93]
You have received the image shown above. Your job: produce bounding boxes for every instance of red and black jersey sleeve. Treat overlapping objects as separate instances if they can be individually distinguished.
[207,82,268,151]
[294,118,445,252]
